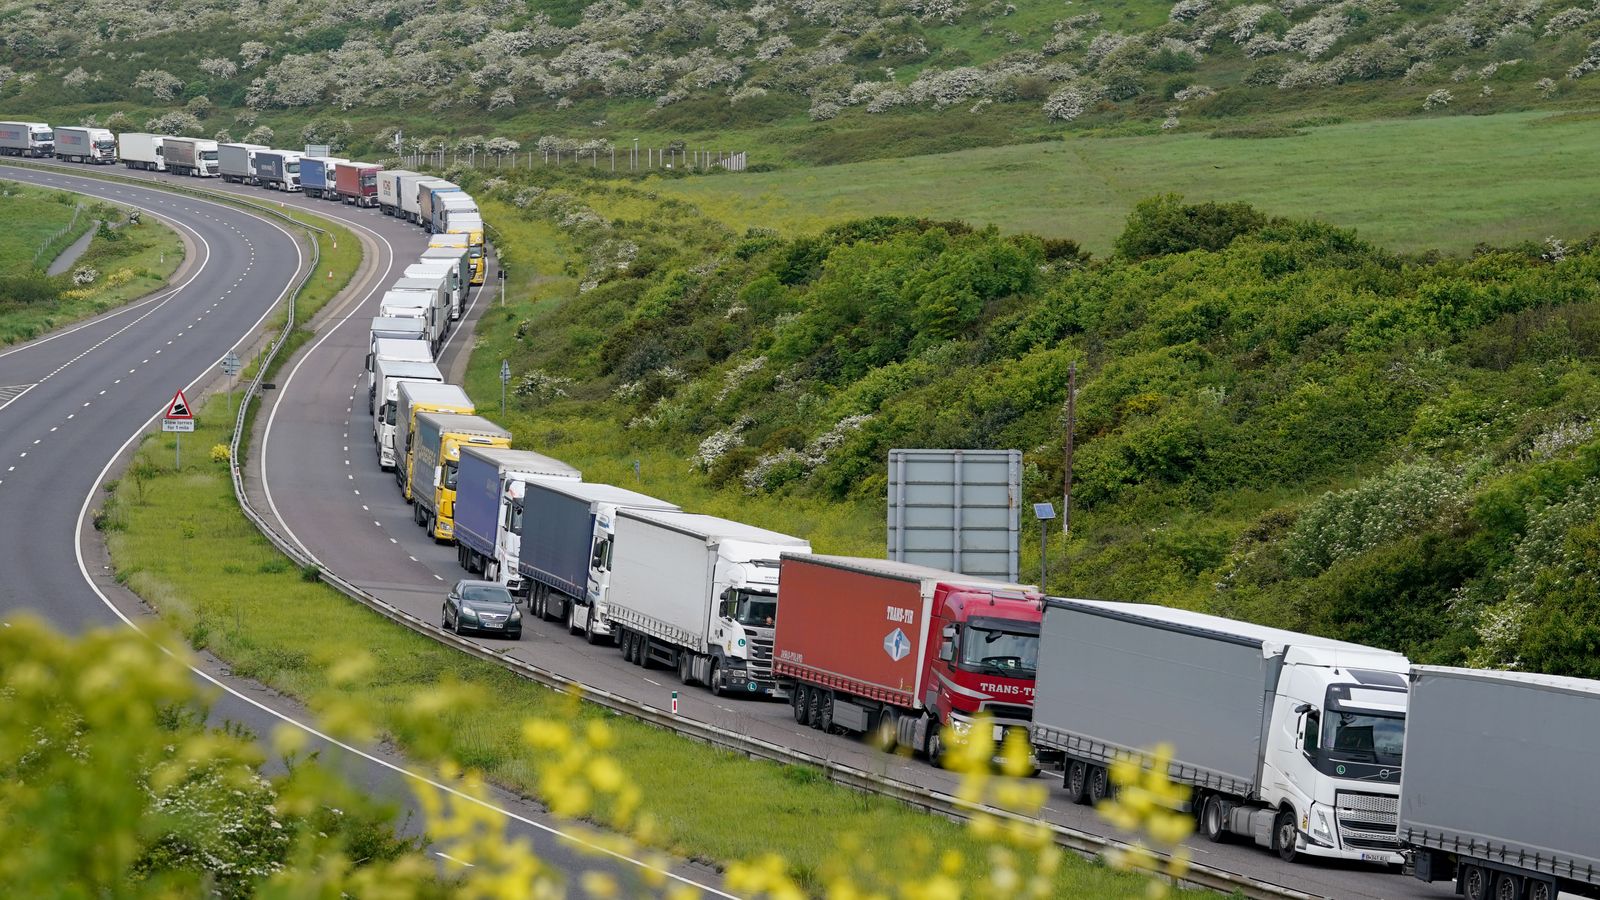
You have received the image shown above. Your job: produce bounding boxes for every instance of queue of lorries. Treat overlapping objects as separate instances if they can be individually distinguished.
[1,121,487,286]
[9,111,1595,900]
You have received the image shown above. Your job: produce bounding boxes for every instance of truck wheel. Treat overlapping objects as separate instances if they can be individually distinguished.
[926,727,946,768]
[1272,808,1299,864]
[566,602,582,636]
[709,660,724,696]
[793,685,811,725]
[1461,865,1490,900]
[816,691,834,733]
[1200,794,1228,843]
[1087,765,1111,806]
[1493,873,1521,900]
[584,613,604,646]
[1065,760,1090,805]
[677,651,694,684]
[873,709,899,751]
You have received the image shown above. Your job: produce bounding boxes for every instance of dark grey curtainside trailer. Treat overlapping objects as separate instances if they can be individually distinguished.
[1400,666,1600,900]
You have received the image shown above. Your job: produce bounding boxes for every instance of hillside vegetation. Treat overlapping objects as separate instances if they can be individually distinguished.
[2,0,1599,162]
[453,165,1600,680]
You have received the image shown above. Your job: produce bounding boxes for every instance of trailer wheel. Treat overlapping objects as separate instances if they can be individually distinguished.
[1492,873,1521,900]
[793,685,811,725]
[1526,877,1553,900]
[619,629,634,662]
[1087,765,1111,807]
[1200,794,1228,843]
[1461,865,1490,900]
[1272,808,1299,864]
[1065,760,1090,805]
[816,691,834,733]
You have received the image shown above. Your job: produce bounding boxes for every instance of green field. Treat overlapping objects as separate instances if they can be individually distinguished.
[651,110,1600,255]
[0,179,185,345]
[0,182,92,274]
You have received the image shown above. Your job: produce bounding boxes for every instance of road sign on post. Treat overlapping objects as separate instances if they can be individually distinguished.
[221,351,241,377]
[162,389,194,468]
[499,359,510,416]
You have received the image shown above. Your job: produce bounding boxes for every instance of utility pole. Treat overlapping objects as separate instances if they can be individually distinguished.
[1063,361,1076,537]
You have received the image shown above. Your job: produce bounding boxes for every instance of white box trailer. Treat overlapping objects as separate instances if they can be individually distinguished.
[606,509,811,696]
[420,246,471,317]
[391,276,450,351]
[118,133,167,171]
[379,289,445,352]
[1401,666,1600,900]
[0,121,53,157]
[218,142,267,183]
[1033,598,1409,865]
[404,262,461,319]
[365,337,433,415]
[372,358,442,469]
[376,169,421,217]
[55,127,115,164]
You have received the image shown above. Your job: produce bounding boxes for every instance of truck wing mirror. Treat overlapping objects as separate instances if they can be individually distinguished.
[941,624,956,639]
[939,641,954,662]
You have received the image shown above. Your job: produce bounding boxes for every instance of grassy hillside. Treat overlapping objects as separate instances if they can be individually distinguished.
[648,108,1600,254]
[453,163,1600,681]
[1,0,1599,163]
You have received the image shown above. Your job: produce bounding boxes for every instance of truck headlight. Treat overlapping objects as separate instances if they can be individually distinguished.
[947,717,973,737]
[1311,807,1334,844]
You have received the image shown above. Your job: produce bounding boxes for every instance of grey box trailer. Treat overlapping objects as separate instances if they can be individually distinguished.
[1401,666,1600,900]
[1033,598,1411,865]
[391,276,450,349]
[887,448,1021,583]
[219,143,266,183]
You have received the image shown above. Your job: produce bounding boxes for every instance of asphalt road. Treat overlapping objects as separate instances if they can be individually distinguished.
[31,159,1459,900]
[0,161,728,898]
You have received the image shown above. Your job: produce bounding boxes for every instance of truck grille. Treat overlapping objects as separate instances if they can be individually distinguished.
[748,636,775,682]
[982,703,1032,722]
[1335,791,1399,849]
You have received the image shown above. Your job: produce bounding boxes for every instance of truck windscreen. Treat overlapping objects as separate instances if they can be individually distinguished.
[1321,710,1404,766]
[725,590,776,628]
[958,626,1038,678]
[202,151,219,160]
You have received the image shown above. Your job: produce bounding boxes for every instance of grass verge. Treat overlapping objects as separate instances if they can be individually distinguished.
[101,393,1169,897]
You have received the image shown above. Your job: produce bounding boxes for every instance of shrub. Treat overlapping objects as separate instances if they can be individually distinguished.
[1113,193,1269,260]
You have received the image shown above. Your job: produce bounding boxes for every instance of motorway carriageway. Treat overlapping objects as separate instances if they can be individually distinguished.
[0,160,729,898]
[34,159,1455,900]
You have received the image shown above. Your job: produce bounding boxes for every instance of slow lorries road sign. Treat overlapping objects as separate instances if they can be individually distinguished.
[162,389,195,432]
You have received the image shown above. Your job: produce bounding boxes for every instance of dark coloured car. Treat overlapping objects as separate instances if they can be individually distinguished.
[442,579,521,639]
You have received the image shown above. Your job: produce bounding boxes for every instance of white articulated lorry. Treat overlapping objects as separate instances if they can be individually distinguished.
[118,133,166,171]
[420,246,471,318]
[55,126,115,163]
[1031,598,1409,866]
[453,448,584,589]
[218,142,267,183]
[0,121,53,157]
[1400,666,1600,900]
[163,137,219,177]
[371,357,442,470]
[365,337,432,415]
[514,481,681,641]
[606,510,811,697]
[379,288,445,352]
[390,276,451,351]
[403,262,461,320]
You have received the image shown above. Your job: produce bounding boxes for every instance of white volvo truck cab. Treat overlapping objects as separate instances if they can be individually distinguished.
[1237,648,1409,865]
[704,550,781,694]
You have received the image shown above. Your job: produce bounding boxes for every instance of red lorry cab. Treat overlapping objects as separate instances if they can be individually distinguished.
[773,554,1042,765]
[334,161,382,207]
